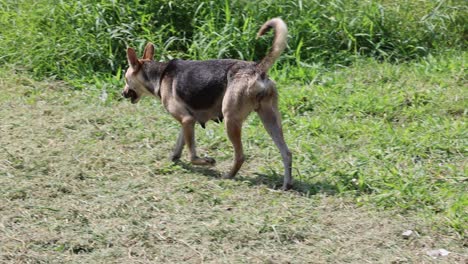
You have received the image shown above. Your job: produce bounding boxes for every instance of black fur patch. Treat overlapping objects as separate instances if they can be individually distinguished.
[166,59,240,110]
[142,61,168,95]
[123,89,137,102]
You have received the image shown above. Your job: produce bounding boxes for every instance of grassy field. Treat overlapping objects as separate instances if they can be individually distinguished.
[0,0,467,262]
[1,52,466,262]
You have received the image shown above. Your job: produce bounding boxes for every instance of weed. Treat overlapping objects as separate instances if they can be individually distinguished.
[0,0,466,83]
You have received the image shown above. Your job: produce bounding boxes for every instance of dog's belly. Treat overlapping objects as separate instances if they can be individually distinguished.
[188,100,224,128]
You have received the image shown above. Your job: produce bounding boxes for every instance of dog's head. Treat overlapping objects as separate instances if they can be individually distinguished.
[122,43,155,104]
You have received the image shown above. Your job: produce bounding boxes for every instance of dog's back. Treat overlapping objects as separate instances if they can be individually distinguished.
[162,18,288,112]
[163,59,244,110]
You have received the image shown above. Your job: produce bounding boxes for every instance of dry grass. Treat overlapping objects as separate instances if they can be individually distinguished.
[0,71,466,263]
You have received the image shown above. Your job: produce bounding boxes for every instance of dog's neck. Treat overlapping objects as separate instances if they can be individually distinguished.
[141,61,168,98]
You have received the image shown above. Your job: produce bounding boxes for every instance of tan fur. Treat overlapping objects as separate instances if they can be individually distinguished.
[256,18,288,72]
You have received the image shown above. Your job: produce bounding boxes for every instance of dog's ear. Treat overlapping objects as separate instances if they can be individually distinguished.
[142,42,155,60]
[127,48,140,71]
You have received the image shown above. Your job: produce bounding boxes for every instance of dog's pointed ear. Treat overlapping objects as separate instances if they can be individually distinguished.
[127,47,140,71]
[142,42,155,60]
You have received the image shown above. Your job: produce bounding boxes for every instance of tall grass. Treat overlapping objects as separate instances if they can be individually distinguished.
[0,0,466,83]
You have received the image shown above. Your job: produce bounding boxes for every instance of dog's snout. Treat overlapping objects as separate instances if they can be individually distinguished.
[122,89,138,103]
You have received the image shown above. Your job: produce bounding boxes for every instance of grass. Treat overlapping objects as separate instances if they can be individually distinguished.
[0,0,466,262]
[0,0,466,81]
[0,51,466,262]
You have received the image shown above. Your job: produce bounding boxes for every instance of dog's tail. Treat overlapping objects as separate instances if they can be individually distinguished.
[256,18,288,73]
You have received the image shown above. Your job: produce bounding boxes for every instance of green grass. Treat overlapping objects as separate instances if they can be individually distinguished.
[0,0,466,82]
[266,52,467,234]
[278,52,467,232]
[0,52,466,262]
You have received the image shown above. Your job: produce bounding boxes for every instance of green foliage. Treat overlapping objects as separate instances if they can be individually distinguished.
[0,0,466,81]
[272,52,467,234]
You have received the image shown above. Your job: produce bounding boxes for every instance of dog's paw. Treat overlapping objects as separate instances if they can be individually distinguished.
[222,172,235,179]
[202,157,216,165]
[281,183,293,191]
[191,157,216,166]
[170,154,181,162]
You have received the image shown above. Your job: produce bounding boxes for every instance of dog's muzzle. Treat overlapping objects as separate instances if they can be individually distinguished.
[122,90,138,104]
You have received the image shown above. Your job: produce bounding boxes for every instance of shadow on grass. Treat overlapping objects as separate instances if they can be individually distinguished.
[176,161,221,179]
[175,161,339,196]
[244,172,340,196]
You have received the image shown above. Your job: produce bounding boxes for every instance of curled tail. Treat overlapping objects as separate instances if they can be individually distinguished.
[256,18,288,73]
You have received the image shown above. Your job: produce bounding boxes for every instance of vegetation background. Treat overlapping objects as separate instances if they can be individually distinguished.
[1,0,466,81]
[0,0,466,262]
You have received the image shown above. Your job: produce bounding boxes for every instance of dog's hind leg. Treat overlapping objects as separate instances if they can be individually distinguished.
[181,116,216,166]
[221,83,252,179]
[171,128,185,161]
[222,116,246,179]
[257,96,293,190]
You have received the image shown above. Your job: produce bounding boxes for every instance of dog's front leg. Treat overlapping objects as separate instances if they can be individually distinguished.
[181,117,215,166]
[171,128,185,161]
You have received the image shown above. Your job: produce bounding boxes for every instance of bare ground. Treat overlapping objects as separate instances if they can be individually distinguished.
[0,73,466,263]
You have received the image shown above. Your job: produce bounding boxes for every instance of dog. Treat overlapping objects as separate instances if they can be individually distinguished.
[122,18,292,190]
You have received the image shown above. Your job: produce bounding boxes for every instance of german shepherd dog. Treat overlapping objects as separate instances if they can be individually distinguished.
[122,18,292,190]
